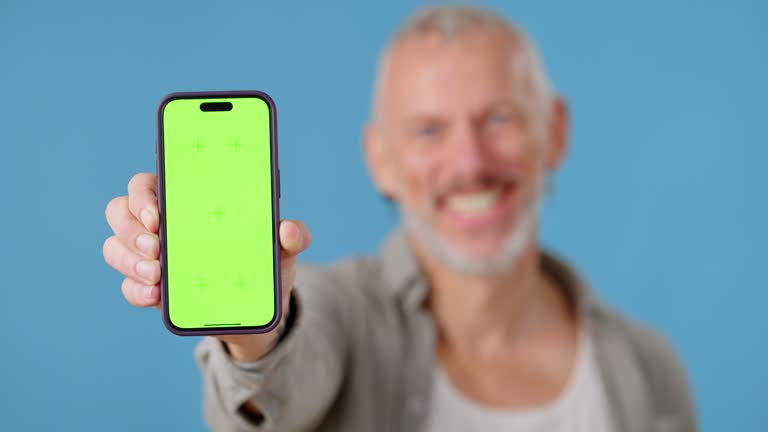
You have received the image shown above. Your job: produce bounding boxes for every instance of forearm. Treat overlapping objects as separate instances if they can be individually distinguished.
[195,281,349,431]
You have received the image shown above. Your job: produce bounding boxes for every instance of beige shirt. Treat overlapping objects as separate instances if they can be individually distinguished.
[195,229,697,432]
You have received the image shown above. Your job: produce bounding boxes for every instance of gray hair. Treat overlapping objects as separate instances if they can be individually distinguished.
[371,5,554,135]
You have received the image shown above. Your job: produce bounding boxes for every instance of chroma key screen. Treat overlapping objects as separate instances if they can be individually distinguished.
[160,95,277,330]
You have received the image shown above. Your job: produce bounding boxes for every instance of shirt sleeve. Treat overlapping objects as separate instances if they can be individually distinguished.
[194,266,352,431]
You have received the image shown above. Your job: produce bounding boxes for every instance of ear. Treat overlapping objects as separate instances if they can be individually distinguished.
[545,96,570,171]
[363,122,398,200]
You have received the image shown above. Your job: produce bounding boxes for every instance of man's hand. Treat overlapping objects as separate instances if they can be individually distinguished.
[103,172,310,361]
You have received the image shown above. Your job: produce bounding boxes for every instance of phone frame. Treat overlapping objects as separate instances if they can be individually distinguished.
[156,90,282,336]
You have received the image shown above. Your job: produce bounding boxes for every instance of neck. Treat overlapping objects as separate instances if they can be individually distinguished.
[411,235,575,359]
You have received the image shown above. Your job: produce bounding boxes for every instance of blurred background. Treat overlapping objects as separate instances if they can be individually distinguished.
[1,0,765,430]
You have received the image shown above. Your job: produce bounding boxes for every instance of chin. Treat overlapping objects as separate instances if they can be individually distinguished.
[444,232,512,260]
[404,209,538,276]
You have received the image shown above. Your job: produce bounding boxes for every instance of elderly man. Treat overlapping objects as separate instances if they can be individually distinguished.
[103,5,696,432]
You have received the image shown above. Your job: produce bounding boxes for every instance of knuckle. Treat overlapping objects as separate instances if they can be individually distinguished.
[104,237,135,280]
[106,240,135,277]
[121,278,139,306]
[105,196,126,222]
[102,236,114,263]
[131,172,156,193]
[103,236,124,270]
[127,174,140,192]
[121,278,131,299]
[129,172,146,187]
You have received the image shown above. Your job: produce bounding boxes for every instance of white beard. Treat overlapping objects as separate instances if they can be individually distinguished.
[401,191,541,276]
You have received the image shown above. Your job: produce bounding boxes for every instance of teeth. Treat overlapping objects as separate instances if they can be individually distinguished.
[446,189,501,214]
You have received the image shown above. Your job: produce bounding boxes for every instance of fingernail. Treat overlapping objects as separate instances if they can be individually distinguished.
[141,208,154,228]
[284,222,298,245]
[280,222,294,248]
[143,285,158,299]
[135,234,156,256]
[136,260,155,279]
[293,226,303,249]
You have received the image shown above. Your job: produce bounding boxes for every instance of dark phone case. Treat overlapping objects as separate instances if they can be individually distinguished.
[156,90,282,336]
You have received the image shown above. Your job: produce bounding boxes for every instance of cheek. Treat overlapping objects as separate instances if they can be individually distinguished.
[486,136,548,206]
[489,129,535,159]
[493,135,544,174]
[395,149,442,206]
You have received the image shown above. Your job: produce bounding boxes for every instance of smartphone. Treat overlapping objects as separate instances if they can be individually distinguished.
[156,91,281,336]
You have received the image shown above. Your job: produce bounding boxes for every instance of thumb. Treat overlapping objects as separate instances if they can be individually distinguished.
[279,219,311,257]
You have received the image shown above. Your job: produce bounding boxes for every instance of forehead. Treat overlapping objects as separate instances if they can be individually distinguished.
[379,29,524,119]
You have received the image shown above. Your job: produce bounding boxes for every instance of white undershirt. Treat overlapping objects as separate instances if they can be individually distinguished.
[421,330,614,432]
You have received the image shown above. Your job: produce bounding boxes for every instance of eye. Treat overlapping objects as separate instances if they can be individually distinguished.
[416,125,439,138]
[488,112,511,125]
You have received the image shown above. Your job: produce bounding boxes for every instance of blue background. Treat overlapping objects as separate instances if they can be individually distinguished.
[1,1,765,430]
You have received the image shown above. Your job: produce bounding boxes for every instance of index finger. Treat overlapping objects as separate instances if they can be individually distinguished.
[127,172,159,233]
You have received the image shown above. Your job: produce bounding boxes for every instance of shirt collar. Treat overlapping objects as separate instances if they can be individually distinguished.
[379,228,427,308]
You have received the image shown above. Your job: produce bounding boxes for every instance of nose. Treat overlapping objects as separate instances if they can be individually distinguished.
[448,120,490,177]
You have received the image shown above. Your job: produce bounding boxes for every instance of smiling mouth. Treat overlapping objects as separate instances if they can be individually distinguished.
[445,188,502,214]
[437,181,518,221]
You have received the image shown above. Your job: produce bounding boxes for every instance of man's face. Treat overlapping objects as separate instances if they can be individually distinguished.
[369,29,565,273]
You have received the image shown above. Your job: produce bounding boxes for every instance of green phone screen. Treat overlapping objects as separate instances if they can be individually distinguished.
[160,95,277,331]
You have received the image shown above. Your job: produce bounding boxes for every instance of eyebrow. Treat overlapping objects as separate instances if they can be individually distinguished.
[400,116,447,134]
[482,99,526,114]
[399,99,525,125]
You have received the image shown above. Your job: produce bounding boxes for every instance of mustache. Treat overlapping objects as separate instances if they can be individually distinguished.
[432,174,521,199]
